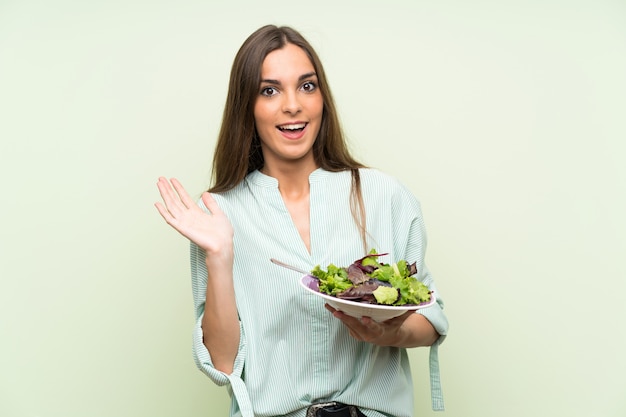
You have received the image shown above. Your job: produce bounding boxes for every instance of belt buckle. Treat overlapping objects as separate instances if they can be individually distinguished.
[306,401,337,417]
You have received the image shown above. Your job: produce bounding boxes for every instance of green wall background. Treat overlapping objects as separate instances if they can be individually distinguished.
[1,1,625,416]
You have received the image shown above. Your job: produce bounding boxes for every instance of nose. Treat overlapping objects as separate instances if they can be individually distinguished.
[282,91,302,115]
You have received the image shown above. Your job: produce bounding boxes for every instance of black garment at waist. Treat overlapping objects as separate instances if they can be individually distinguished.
[306,402,367,417]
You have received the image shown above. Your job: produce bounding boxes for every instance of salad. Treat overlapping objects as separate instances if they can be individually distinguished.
[310,250,432,306]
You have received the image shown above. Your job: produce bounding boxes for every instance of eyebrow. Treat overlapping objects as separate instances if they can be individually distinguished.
[260,72,318,85]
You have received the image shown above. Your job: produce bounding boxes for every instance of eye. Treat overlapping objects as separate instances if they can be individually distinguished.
[301,81,317,93]
[260,86,279,97]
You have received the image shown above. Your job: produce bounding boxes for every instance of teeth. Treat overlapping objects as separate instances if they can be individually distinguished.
[279,123,306,130]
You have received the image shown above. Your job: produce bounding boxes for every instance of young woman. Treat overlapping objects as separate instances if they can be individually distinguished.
[155,25,448,417]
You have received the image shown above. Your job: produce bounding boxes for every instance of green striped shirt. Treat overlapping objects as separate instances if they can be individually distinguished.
[190,168,448,417]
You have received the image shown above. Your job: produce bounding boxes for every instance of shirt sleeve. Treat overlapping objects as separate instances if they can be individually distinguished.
[189,241,247,385]
[389,177,448,337]
[390,177,449,411]
[190,242,256,417]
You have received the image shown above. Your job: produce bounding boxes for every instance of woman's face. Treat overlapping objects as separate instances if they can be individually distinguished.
[254,43,323,170]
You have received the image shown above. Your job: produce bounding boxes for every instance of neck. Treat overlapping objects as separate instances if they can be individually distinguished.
[261,161,318,200]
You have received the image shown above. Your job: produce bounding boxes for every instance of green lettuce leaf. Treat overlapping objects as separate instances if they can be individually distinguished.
[373,286,399,304]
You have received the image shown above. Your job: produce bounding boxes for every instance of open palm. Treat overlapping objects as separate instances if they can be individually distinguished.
[155,177,233,255]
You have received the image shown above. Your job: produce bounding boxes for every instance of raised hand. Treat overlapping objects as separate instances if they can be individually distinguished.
[154,177,234,256]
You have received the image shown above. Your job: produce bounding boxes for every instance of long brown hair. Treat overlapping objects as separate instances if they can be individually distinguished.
[209,25,368,250]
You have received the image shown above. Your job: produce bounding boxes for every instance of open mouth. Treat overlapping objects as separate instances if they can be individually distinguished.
[277,122,307,132]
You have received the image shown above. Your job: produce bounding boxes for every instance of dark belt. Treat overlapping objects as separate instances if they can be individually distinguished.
[306,402,366,417]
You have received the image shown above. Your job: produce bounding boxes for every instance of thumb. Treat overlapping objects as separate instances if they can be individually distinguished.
[201,192,223,216]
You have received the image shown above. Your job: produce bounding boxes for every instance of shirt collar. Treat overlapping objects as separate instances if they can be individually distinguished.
[246,168,329,188]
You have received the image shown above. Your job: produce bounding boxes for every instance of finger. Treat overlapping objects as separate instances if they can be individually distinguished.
[156,177,185,215]
[342,313,365,328]
[360,316,374,326]
[324,303,337,314]
[349,329,362,341]
[337,313,368,334]
[154,201,174,223]
[327,306,353,323]
[201,192,224,216]
[169,178,197,209]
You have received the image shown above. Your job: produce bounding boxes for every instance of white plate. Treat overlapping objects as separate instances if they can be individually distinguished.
[300,275,436,322]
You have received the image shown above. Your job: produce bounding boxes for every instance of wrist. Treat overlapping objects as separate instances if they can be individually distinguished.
[392,313,438,348]
[204,245,234,269]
